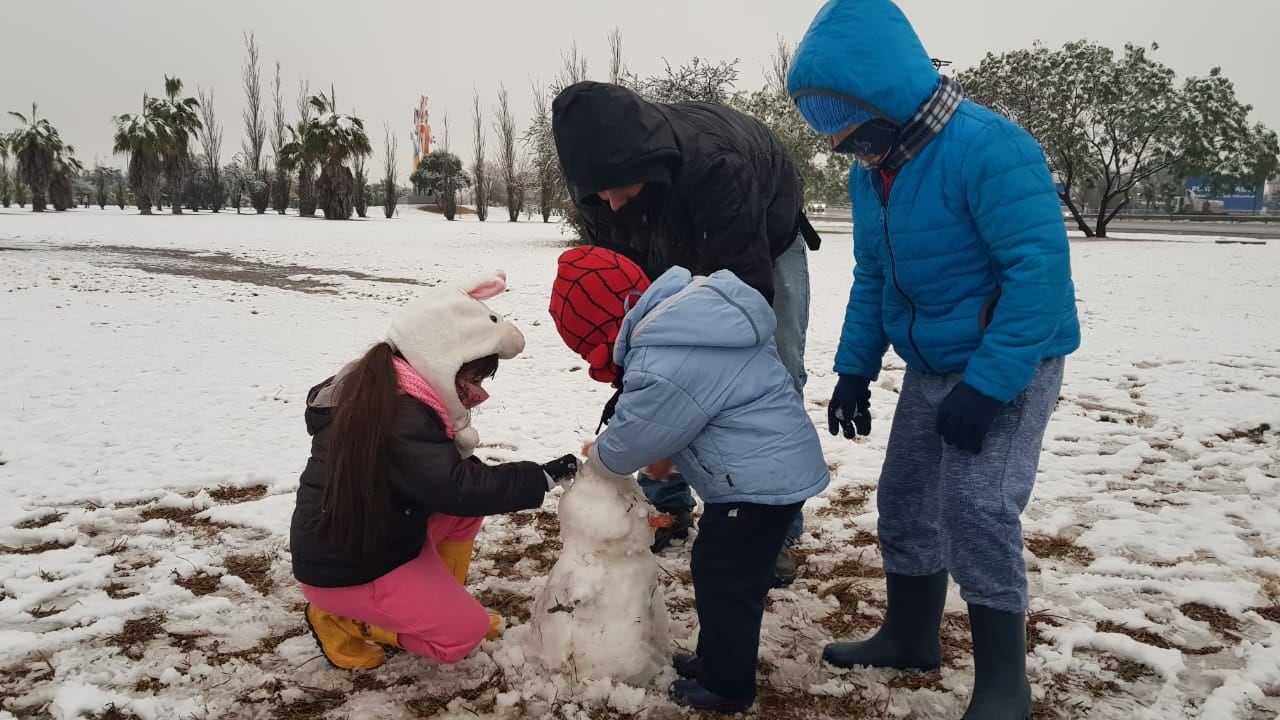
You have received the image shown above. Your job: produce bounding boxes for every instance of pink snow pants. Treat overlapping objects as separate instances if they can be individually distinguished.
[300,514,491,664]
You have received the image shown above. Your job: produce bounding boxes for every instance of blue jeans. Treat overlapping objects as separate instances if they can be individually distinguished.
[640,236,811,545]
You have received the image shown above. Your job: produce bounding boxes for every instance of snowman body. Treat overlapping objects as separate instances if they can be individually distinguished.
[526,462,672,685]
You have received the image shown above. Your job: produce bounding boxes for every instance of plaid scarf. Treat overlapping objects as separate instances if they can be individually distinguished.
[882,75,964,171]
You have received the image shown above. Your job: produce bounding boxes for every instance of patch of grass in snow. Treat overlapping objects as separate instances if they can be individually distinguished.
[535,510,560,535]
[1026,610,1068,653]
[942,612,975,667]
[137,505,214,530]
[207,484,269,503]
[173,571,221,596]
[1025,534,1095,564]
[755,680,876,720]
[110,615,166,660]
[1217,422,1272,444]
[223,552,275,595]
[0,539,74,555]
[26,604,61,619]
[405,672,503,717]
[474,588,534,624]
[829,551,885,579]
[15,511,65,529]
[272,687,346,720]
[103,581,137,599]
[506,511,534,527]
[815,485,873,517]
[89,705,144,720]
[1180,602,1241,636]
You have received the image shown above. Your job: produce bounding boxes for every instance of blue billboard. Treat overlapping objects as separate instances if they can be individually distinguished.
[1184,177,1266,213]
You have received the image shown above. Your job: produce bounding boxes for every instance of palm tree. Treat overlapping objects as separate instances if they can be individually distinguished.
[147,76,201,215]
[6,103,65,212]
[48,146,83,211]
[277,122,313,216]
[0,135,11,208]
[113,97,168,215]
[303,90,371,220]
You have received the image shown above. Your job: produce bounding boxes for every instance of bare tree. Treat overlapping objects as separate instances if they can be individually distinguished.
[767,35,794,97]
[471,91,488,221]
[269,61,290,214]
[294,80,316,216]
[525,78,556,223]
[493,85,521,221]
[608,27,626,84]
[197,87,224,212]
[382,122,397,219]
[241,32,269,213]
[441,113,458,221]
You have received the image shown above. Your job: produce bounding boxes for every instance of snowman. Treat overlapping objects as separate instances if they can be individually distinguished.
[525,457,672,685]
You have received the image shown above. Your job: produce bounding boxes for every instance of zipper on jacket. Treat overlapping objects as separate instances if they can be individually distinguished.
[873,175,939,375]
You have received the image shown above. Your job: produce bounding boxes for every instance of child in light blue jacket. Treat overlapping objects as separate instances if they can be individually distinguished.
[549,246,829,714]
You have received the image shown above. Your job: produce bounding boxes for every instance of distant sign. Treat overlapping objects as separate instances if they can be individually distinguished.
[1185,177,1265,213]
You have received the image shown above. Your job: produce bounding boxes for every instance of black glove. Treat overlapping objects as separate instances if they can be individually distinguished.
[540,454,580,489]
[828,375,873,439]
[936,383,1004,454]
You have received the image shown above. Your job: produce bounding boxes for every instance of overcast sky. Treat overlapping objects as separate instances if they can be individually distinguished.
[2,0,1275,172]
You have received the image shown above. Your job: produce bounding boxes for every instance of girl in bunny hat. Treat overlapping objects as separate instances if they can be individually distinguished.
[290,271,579,670]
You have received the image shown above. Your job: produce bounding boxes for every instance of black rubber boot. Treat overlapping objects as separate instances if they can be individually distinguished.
[823,570,948,670]
[961,604,1032,720]
[650,510,694,553]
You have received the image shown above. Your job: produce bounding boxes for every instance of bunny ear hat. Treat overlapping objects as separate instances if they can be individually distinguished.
[387,271,526,458]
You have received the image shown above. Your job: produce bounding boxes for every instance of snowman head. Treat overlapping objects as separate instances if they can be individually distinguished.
[387,271,525,457]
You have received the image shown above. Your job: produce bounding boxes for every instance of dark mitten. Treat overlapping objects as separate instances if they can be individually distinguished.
[935,383,1004,454]
[540,454,580,488]
[828,375,873,439]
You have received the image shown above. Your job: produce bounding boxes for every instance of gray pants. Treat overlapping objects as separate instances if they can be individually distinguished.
[771,236,810,393]
[877,357,1065,613]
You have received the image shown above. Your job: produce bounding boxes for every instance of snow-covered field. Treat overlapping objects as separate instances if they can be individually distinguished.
[1,206,1278,720]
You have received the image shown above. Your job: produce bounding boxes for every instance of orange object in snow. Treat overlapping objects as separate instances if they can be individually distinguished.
[649,514,675,529]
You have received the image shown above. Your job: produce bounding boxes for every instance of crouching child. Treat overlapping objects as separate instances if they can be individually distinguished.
[548,247,830,713]
[290,272,578,670]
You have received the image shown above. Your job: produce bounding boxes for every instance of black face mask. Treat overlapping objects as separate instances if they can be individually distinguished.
[613,183,666,226]
[834,118,901,168]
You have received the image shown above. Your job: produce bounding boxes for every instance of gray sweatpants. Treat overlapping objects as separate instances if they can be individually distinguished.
[876,356,1065,613]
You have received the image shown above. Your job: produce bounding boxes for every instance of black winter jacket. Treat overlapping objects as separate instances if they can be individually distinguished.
[290,376,548,587]
[552,82,806,305]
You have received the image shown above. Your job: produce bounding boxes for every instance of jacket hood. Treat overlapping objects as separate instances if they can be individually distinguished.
[552,81,682,203]
[615,267,778,362]
[787,0,940,125]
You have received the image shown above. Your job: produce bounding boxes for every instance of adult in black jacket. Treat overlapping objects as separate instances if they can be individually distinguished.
[552,81,815,584]
[290,272,578,670]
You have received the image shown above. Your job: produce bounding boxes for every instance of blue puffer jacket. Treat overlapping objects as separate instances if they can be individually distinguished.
[788,0,1081,402]
[593,267,830,507]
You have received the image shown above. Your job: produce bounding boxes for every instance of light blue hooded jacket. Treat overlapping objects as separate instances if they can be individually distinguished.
[593,267,830,507]
[788,0,1081,403]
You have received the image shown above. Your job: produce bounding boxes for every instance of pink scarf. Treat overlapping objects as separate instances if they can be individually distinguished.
[391,357,490,440]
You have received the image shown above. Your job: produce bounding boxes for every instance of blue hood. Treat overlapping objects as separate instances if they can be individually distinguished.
[615,267,777,362]
[788,0,939,125]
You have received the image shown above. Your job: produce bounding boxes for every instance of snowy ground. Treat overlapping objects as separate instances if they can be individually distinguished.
[1,206,1278,720]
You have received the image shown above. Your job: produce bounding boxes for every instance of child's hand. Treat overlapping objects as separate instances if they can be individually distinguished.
[581,441,594,458]
[645,459,676,481]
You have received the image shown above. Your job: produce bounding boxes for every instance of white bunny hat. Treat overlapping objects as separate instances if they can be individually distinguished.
[386,271,525,458]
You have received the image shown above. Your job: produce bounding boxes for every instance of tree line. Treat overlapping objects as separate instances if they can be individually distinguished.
[3,32,1276,238]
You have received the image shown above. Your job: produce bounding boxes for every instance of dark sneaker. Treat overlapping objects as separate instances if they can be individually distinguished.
[669,679,752,715]
[771,546,798,588]
[650,510,693,553]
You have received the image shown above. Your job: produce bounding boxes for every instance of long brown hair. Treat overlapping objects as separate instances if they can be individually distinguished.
[318,342,399,554]
[317,343,500,554]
